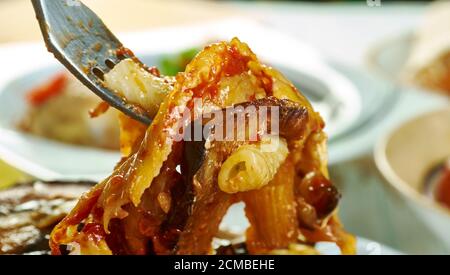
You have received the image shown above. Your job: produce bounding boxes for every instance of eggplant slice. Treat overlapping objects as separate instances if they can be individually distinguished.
[0,181,93,255]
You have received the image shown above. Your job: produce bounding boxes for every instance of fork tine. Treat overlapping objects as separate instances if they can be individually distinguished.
[31,0,151,125]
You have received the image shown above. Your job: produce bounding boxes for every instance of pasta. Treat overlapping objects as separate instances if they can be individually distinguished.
[49,38,355,255]
[218,136,289,194]
[242,158,298,253]
[104,58,174,117]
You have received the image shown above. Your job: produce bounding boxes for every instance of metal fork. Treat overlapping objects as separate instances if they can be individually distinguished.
[31,0,152,125]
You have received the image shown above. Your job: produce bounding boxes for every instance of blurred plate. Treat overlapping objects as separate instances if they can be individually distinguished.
[0,67,121,182]
[366,32,413,84]
[325,237,401,255]
[277,63,361,140]
[368,31,450,96]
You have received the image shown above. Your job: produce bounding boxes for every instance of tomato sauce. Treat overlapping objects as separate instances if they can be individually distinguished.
[26,73,67,106]
[435,164,450,209]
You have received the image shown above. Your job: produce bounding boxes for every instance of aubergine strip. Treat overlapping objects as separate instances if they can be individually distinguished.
[175,148,234,254]
[107,144,184,255]
[174,189,232,255]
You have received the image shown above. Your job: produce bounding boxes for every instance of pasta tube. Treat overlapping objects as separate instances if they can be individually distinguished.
[243,159,299,253]
[218,137,289,194]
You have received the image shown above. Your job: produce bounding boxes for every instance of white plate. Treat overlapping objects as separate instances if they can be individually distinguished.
[0,18,362,181]
[327,237,401,255]
[221,203,401,255]
[366,31,450,94]
[366,32,413,84]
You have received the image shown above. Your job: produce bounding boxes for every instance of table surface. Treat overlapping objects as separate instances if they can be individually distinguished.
[0,0,446,254]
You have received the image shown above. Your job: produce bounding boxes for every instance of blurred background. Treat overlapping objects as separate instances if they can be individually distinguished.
[0,0,449,255]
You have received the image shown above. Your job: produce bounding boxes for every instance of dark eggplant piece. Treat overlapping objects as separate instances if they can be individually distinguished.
[0,181,93,255]
[183,97,309,183]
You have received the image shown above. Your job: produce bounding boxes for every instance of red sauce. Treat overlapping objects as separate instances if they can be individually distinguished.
[116,47,135,59]
[222,46,250,77]
[82,223,107,244]
[261,76,273,96]
[26,73,67,106]
[146,66,161,77]
[435,165,450,209]
[65,184,104,225]
[89,101,110,118]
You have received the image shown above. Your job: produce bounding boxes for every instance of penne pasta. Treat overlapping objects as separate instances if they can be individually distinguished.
[242,158,299,253]
[218,136,289,194]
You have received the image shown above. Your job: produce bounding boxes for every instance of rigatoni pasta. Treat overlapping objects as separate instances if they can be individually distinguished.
[218,136,289,194]
[242,158,298,253]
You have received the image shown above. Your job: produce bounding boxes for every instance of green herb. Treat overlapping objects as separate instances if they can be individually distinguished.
[159,47,200,76]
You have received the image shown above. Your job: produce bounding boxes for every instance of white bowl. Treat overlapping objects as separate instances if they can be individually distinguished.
[375,107,450,251]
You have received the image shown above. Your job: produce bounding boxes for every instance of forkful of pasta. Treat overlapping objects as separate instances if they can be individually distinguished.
[32,0,356,256]
[31,0,172,125]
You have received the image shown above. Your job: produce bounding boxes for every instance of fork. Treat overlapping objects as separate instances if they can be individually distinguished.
[31,0,152,125]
